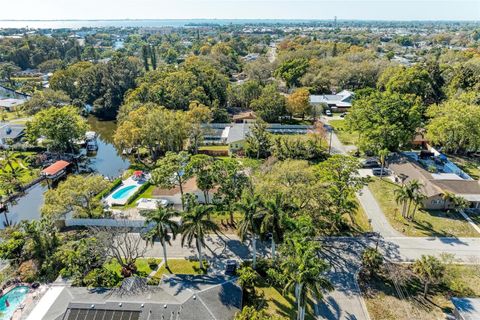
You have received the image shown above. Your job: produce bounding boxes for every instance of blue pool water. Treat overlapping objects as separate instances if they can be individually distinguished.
[0,286,29,319]
[111,185,137,200]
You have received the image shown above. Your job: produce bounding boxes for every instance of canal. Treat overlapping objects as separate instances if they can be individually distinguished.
[1,117,130,227]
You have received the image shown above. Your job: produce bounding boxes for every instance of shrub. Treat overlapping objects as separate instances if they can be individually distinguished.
[126,182,151,205]
[83,268,122,288]
[147,258,158,269]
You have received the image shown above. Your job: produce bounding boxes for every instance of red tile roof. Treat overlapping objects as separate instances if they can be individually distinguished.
[42,160,70,176]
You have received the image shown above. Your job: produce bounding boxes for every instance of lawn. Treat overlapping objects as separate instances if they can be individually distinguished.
[199,145,229,151]
[122,184,156,208]
[360,264,480,320]
[347,198,373,234]
[329,119,358,146]
[369,178,479,237]
[252,279,316,320]
[104,258,161,277]
[154,259,208,277]
[448,154,480,180]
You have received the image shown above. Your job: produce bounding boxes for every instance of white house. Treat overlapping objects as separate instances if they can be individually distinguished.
[310,90,354,112]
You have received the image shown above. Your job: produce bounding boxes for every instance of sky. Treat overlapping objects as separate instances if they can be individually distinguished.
[0,0,478,21]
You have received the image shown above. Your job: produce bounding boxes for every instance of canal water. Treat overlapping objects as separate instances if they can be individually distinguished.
[0,117,130,227]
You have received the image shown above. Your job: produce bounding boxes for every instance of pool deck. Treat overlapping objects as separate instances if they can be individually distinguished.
[104,176,146,206]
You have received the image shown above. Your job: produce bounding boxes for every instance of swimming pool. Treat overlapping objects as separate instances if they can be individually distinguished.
[0,286,29,319]
[111,185,137,200]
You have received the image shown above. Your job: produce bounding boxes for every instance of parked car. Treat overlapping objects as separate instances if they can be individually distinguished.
[225,260,238,275]
[362,158,380,168]
[372,168,390,176]
[325,109,332,116]
[340,112,348,118]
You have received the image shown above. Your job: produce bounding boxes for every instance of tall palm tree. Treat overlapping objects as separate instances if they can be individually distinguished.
[261,193,285,259]
[405,180,423,220]
[142,206,179,268]
[282,239,333,320]
[410,192,426,221]
[180,203,219,270]
[236,191,262,269]
[394,185,409,218]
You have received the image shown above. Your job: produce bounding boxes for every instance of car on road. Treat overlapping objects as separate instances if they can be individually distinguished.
[362,158,380,168]
[225,260,238,275]
[372,167,390,176]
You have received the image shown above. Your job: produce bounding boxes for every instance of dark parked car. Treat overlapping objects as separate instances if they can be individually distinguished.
[340,112,348,118]
[372,168,390,176]
[362,158,380,168]
[225,260,238,275]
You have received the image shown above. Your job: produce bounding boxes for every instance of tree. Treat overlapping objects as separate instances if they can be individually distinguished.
[142,206,179,269]
[26,106,88,153]
[234,306,277,320]
[41,175,110,219]
[413,255,445,298]
[0,62,20,86]
[394,184,410,218]
[279,237,333,320]
[249,84,286,123]
[151,151,192,210]
[378,149,389,179]
[95,226,147,277]
[287,88,311,119]
[181,202,219,270]
[362,247,383,277]
[213,158,250,225]
[236,191,263,269]
[426,100,480,154]
[245,119,271,159]
[261,193,286,259]
[186,155,217,204]
[275,58,309,88]
[186,101,212,154]
[347,90,422,152]
[22,89,71,115]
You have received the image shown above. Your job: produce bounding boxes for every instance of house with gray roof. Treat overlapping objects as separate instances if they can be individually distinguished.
[0,123,25,147]
[27,275,242,320]
[310,90,354,112]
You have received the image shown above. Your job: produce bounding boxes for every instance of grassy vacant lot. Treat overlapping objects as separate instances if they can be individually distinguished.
[154,259,208,277]
[104,258,161,277]
[369,178,479,237]
[329,119,358,146]
[448,154,480,180]
[360,264,480,320]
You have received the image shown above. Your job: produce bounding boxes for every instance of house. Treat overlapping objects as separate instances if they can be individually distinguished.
[0,123,25,147]
[152,177,218,205]
[389,153,480,210]
[27,275,242,320]
[451,297,480,320]
[232,111,257,123]
[0,98,26,111]
[309,90,354,112]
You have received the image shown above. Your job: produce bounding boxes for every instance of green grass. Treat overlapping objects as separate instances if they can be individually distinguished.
[199,145,229,151]
[122,185,156,208]
[368,178,479,237]
[448,154,480,180]
[329,119,358,146]
[154,259,208,277]
[254,279,315,320]
[104,258,161,277]
[360,264,480,320]
[349,198,373,233]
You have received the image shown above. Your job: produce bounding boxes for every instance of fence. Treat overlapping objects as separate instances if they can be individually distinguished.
[65,218,147,228]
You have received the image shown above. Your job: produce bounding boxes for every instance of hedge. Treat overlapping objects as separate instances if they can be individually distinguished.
[126,182,151,205]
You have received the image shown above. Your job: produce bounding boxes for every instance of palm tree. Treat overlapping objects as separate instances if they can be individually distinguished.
[236,191,263,269]
[441,191,455,211]
[282,239,333,320]
[0,150,20,172]
[378,149,389,179]
[413,255,445,298]
[261,193,285,259]
[142,206,179,269]
[181,203,219,270]
[394,185,409,218]
[405,180,423,220]
[410,192,426,221]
